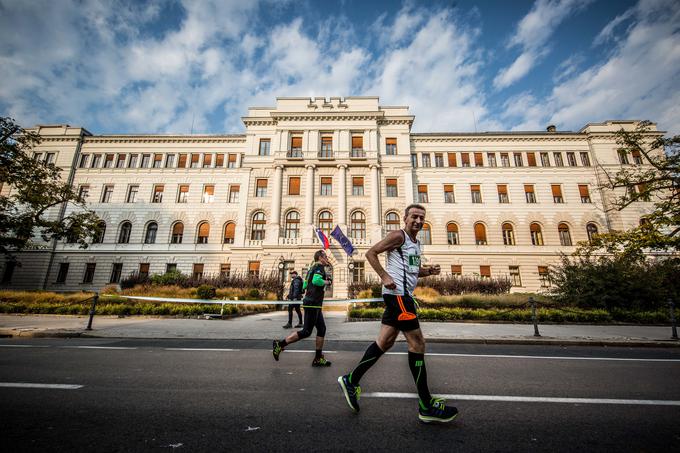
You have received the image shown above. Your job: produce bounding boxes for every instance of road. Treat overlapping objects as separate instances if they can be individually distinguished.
[1,338,679,452]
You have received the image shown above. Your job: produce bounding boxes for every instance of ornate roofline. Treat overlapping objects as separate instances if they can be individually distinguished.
[83,135,246,144]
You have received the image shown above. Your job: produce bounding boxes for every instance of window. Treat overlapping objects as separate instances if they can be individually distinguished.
[540,152,550,167]
[470,184,482,203]
[579,185,591,203]
[474,152,483,167]
[527,152,537,167]
[171,222,184,244]
[385,138,397,155]
[101,185,114,203]
[320,136,333,158]
[418,223,431,245]
[2,261,16,283]
[152,184,164,203]
[290,135,303,157]
[509,266,522,286]
[153,154,163,168]
[480,266,491,279]
[500,153,510,167]
[144,222,158,244]
[165,154,175,168]
[104,154,114,168]
[126,185,138,203]
[227,154,237,168]
[248,261,260,278]
[451,265,462,277]
[33,152,42,161]
[530,223,544,246]
[554,152,564,167]
[350,211,366,239]
[141,154,151,168]
[83,263,96,283]
[255,179,267,197]
[215,154,224,168]
[202,185,215,203]
[128,154,138,168]
[586,223,599,243]
[56,263,69,283]
[319,211,333,237]
[352,261,365,283]
[385,212,400,232]
[502,223,515,245]
[78,154,89,168]
[91,154,102,168]
[320,177,332,196]
[93,221,106,244]
[177,185,189,203]
[178,154,187,168]
[223,222,235,244]
[219,263,231,278]
[422,154,431,168]
[202,154,212,168]
[259,139,271,156]
[435,153,444,167]
[192,264,204,280]
[474,222,487,245]
[283,176,300,196]
[166,263,177,274]
[190,154,199,168]
[551,184,563,203]
[447,223,459,245]
[444,184,455,203]
[487,152,497,167]
[580,152,591,166]
[618,150,629,164]
[116,154,126,168]
[447,153,457,167]
[513,153,523,167]
[228,185,239,203]
[461,153,470,167]
[351,135,364,157]
[110,263,123,284]
[78,185,90,201]
[524,184,536,203]
[538,266,550,287]
[45,153,56,164]
[558,223,572,246]
[497,184,509,203]
[197,222,210,244]
[285,211,300,238]
[567,152,577,166]
[352,177,364,196]
[118,222,132,243]
[386,178,398,197]
[138,263,150,280]
[251,212,266,240]
[417,185,429,203]
[410,153,418,168]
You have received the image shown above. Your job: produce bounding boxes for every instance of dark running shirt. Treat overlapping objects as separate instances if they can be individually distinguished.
[302,263,326,308]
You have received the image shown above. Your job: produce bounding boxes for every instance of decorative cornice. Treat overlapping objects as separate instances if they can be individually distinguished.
[84,135,246,144]
[37,136,83,143]
[270,111,386,122]
[410,135,587,143]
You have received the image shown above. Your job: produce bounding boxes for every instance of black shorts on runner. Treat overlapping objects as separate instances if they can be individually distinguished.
[381,294,420,332]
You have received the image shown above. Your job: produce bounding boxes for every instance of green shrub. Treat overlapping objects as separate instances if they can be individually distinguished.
[196,285,217,300]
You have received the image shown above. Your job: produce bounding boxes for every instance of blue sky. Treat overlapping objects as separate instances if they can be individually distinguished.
[1,0,678,135]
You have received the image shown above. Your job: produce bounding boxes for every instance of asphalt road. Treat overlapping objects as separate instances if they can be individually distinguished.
[1,338,679,452]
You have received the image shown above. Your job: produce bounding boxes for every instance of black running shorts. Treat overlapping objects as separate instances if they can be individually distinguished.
[381,294,420,332]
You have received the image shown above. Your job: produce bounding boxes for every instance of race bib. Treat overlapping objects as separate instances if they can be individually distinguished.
[408,254,420,273]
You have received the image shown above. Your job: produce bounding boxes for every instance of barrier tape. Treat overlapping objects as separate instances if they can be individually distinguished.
[102,294,383,305]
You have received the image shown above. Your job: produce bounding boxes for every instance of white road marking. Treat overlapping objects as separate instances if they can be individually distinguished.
[279,350,337,354]
[0,344,50,348]
[165,348,240,352]
[61,346,137,350]
[385,352,680,363]
[363,392,680,406]
[0,382,83,389]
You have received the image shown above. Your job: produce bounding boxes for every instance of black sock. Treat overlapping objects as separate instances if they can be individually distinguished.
[408,351,432,408]
[348,342,384,385]
[315,349,322,359]
[279,339,288,348]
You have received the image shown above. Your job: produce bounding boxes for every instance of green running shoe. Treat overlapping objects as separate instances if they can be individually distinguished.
[418,398,458,423]
[338,374,361,413]
[312,356,332,367]
[272,340,282,361]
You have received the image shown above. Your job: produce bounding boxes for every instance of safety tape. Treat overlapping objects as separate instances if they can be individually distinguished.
[102,294,383,305]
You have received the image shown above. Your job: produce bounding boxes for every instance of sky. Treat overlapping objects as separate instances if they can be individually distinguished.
[0,0,678,135]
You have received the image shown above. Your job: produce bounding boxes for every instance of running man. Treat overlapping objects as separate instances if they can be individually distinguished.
[283,270,303,329]
[338,204,458,423]
[273,250,332,367]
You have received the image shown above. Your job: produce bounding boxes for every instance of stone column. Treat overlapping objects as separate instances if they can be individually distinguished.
[304,164,315,244]
[370,164,382,242]
[271,165,284,226]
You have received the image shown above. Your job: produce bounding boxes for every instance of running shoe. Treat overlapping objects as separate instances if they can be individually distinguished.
[294,323,303,328]
[418,398,458,423]
[282,323,292,329]
[312,356,332,367]
[272,340,282,361]
[338,374,361,413]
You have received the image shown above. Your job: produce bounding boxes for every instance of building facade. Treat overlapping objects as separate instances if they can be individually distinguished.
[1,97,657,297]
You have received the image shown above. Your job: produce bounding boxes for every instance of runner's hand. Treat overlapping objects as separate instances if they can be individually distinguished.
[430,264,441,275]
[382,274,396,290]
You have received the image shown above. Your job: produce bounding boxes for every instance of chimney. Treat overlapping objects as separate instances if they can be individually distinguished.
[546,125,556,133]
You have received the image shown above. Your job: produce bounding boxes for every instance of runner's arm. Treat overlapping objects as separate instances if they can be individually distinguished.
[366,230,404,288]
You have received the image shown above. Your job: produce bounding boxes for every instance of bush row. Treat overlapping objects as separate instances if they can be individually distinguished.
[348,274,512,299]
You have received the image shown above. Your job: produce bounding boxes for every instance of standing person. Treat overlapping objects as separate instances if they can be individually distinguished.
[283,271,304,329]
[337,204,458,423]
[273,250,333,367]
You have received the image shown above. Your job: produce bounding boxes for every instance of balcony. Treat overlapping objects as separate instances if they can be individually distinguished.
[350,149,366,159]
[287,149,303,159]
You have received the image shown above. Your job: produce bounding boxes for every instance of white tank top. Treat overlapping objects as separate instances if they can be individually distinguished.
[382,229,421,296]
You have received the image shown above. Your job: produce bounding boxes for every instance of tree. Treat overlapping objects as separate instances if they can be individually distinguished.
[0,117,102,257]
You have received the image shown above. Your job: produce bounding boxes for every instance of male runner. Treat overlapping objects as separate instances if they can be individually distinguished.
[273,250,332,367]
[283,270,303,329]
[338,204,458,423]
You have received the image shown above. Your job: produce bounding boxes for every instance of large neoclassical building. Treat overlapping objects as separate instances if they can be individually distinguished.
[1,97,656,297]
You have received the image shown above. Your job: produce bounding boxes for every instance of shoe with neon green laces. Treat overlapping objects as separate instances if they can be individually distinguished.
[338,374,361,413]
[272,340,282,361]
[418,398,458,423]
[311,356,332,367]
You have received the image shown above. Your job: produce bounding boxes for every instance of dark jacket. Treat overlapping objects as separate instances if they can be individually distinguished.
[287,275,303,300]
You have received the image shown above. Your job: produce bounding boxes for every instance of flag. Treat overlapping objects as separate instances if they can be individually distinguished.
[330,225,354,256]
[315,227,330,250]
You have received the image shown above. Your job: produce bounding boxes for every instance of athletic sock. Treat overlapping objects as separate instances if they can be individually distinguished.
[348,341,384,385]
[315,349,323,359]
[408,351,433,409]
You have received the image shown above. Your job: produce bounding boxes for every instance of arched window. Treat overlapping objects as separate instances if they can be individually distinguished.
[530,223,544,246]
[385,212,400,233]
[251,212,266,240]
[558,223,572,246]
[350,211,366,239]
[144,222,158,244]
[171,222,184,244]
[318,211,333,237]
[285,211,300,239]
[474,222,487,245]
[446,223,459,245]
[502,222,515,246]
[586,223,599,243]
[93,221,106,244]
[223,222,235,244]
[118,221,132,244]
[417,223,432,245]
[197,222,210,244]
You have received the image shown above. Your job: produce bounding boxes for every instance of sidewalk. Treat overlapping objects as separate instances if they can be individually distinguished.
[1,312,678,347]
